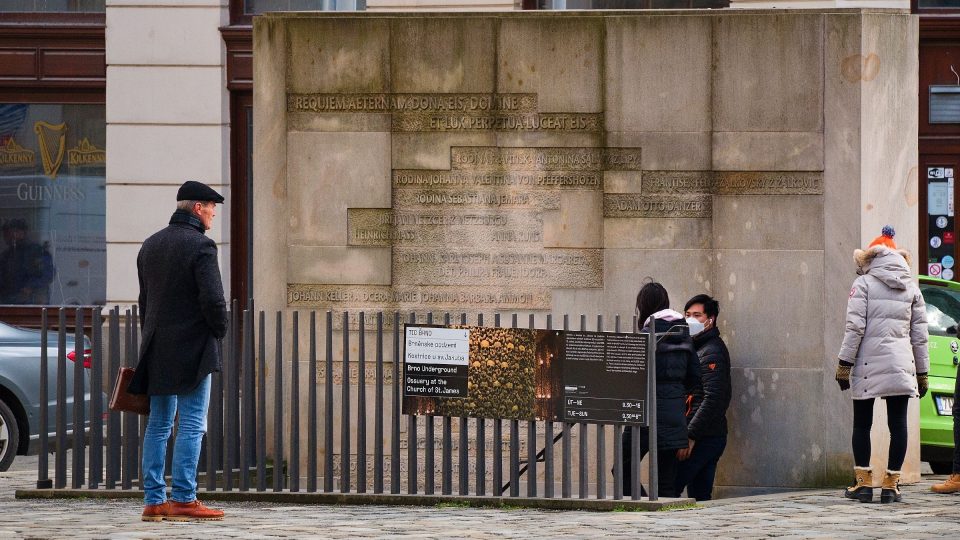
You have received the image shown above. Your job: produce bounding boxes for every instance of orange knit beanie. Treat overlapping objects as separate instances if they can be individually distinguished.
[868,225,897,249]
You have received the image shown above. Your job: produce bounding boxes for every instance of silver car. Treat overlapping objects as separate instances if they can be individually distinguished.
[0,320,97,471]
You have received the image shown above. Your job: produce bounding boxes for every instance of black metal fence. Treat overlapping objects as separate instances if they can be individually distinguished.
[34,305,662,502]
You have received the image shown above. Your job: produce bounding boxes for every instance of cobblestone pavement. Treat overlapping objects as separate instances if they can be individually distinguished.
[2,459,960,539]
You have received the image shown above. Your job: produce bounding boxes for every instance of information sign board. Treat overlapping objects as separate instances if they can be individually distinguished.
[402,324,649,425]
[404,326,470,397]
[562,331,649,424]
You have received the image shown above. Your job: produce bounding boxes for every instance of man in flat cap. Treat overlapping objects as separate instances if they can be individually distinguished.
[130,180,228,522]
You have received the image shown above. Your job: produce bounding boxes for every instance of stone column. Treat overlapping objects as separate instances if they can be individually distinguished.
[105,0,231,307]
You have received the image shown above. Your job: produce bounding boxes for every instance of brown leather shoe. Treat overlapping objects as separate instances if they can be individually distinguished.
[141,501,170,522]
[932,473,960,494]
[166,500,224,522]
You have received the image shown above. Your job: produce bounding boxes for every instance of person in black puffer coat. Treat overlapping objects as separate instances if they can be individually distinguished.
[674,294,732,501]
[621,282,700,498]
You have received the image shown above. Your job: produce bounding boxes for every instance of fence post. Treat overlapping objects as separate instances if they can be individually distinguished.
[37,308,51,489]
[578,314,588,500]
[55,308,67,489]
[324,311,334,493]
[206,321,224,492]
[476,313,485,497]
[424,312,434,496]
[273,311,284,492]
[509,313,519,498]
[308,311,318,493]
[244,302,256,481]
[595,314,605,500]
[106,307,121,490]
[240,308,253,492]
[613,314,623,500]
[289,311,300,493]
[544,313,554,499]
[407,312,418,495]
[72,307,84,489]
[458,312,469,496]
[647,315,658,501]
[224,308,235,492]
[561,314,571,499]
[391,311,401,494]
[527,313,537,498]
[441,312,452,496]
[374,311,384,494]
[493,313,502,495]
[120,308,135,491]
[341,311,351,494]
[257,311,267,491]
[358,311,367,494]
[237,310,252,491]
[631,315,641,500]
[90,307,104,489]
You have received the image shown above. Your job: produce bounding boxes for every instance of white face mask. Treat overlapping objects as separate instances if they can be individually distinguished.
[685,317,705,337]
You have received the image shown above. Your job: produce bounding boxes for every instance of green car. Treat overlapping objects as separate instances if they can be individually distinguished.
[919,275,960,474]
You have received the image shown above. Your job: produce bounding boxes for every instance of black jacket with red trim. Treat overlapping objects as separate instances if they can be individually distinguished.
[686,326,732,440]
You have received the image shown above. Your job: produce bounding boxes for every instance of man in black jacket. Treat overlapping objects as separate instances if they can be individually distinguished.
[130,181,228,522]
[675,294,732,501]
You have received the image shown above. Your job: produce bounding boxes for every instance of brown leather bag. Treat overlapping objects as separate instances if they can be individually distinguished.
[109,367,150,415]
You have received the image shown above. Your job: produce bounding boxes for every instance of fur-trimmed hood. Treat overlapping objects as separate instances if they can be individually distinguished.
[853,246,912,290]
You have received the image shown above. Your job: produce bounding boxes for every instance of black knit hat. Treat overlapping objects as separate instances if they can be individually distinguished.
[176,181,224,203]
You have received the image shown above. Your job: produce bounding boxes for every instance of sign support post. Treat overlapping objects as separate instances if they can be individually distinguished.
[646,315,658,502]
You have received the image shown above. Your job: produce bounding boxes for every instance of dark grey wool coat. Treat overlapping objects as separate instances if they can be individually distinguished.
[128,210,228,395]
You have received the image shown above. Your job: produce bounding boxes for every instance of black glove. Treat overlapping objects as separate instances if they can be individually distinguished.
[835,362,852,391]
[918,373,929,398]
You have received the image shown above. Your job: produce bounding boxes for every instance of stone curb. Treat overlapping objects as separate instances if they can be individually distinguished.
[14,488,695,512]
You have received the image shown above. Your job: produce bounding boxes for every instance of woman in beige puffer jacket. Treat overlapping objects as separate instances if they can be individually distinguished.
[836,226,929,504]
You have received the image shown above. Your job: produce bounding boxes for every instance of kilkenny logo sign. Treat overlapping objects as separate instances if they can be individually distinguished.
[67,138,105,167]
[0,137,35,167]
[34,121,67,179]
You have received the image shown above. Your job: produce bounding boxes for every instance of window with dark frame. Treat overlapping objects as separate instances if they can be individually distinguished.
[536,0,729,8]
[1,2,105,325]
[0,1,105,13]
[0,103,106,306]
[920,0,960,8]
[231,0,365,26]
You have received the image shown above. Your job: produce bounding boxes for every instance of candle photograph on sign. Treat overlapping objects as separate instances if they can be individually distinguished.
[403,324,565,421]
[402,324,647,425]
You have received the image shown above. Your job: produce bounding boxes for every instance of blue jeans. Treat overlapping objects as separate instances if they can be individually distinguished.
[141,375,211,505]
[673,435,727,501]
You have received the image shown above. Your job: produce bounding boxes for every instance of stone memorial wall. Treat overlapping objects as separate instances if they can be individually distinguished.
[255,10,919,493]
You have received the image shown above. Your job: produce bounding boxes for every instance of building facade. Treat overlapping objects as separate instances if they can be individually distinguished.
[0,0,950,494]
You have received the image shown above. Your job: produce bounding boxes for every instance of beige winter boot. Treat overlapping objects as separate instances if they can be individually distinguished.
[880,470,902,503]
[844,466,873,503]
[931,473,960,494]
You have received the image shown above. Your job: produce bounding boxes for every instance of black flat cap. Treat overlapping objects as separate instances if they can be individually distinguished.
[176,180,224,203]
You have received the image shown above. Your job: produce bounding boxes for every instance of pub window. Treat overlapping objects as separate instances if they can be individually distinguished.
[919,0,960,7]
[535,0,729,8]
[243,0,365,16]
[0,103,105,306]
[231,0,364,25]
[0,1,105,12]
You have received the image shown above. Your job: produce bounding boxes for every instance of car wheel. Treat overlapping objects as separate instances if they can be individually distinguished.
[930,461,954,475]
[0,398,19,472]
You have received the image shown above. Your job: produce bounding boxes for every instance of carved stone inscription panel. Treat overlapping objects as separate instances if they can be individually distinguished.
[285,88,824,314]
[379,143,622,311]
[286,89,641,313]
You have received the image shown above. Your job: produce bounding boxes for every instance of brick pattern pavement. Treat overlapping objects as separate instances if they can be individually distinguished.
[3,461,960,539]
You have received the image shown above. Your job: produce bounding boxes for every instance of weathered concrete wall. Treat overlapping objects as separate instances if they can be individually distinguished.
[254,9,919,493]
